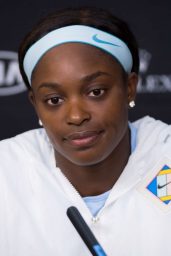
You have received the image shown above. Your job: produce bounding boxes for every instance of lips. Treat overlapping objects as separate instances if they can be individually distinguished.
[64,130,104,148]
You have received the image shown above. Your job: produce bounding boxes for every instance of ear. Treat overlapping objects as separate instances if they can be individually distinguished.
[127,72,138,104]
[28,89,42,126]
[28,89,40,122]
[28,89,36,108]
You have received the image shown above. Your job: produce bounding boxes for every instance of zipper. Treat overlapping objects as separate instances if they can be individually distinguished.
[57,168,106,224]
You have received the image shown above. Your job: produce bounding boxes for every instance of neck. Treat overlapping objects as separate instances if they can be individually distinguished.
[55,128,131,197]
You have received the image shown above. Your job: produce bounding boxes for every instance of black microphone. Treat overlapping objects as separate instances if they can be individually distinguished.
[67,206,107,256]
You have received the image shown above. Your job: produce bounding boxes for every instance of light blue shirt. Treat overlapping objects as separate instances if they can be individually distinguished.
[83,123,137,216]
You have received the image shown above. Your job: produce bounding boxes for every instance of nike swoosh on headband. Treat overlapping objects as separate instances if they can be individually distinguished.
[92,34,121,47]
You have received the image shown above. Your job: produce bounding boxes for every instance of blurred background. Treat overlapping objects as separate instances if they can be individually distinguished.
[0,0,171,140]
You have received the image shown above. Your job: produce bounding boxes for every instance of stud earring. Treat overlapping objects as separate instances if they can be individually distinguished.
[129,100,135,108]
[39,119,43,126]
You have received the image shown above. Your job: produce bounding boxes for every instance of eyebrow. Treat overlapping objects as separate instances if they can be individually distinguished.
[81,71,111,82]
[37,82,61,91]
[37,71,111,91]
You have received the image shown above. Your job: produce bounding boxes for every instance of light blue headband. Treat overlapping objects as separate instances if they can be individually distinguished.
[23,25,133,84]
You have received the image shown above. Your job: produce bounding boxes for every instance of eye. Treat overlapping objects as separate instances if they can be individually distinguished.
[47,96,63,106]
[88,88,105,97]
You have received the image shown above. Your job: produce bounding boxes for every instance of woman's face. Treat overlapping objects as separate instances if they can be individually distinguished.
[30,43,137,166]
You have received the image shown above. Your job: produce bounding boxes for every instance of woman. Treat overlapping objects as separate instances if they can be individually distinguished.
[1,7,171,256]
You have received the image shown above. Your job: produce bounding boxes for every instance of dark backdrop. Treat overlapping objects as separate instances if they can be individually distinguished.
[0,0,171,140]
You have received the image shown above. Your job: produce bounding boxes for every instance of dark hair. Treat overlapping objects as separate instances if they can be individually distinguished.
[18,6,139,89]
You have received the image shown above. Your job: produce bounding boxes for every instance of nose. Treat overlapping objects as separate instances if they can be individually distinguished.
[66,98,91,126]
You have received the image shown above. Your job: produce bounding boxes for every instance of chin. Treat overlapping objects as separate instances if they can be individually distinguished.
[64,149,109,167]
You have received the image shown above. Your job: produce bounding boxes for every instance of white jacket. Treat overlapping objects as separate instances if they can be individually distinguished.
[0,116,171,256]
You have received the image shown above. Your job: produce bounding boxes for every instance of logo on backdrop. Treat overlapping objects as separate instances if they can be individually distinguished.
[0,51,26,96]
[138,49,171,93]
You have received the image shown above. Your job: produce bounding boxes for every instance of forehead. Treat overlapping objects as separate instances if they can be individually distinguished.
[31,43,124,84]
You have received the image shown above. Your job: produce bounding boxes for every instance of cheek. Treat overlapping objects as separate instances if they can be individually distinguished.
[103,109,128,143]
[98,92,128,128]
[43,125,64,155]
[34,106,63,148]
[98,94,129,144]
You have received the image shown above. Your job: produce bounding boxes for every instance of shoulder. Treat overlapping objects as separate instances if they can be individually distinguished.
[0,128,52,168]
[0,128,49,151]
[133,116,171,145]
[130,116,171,167]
